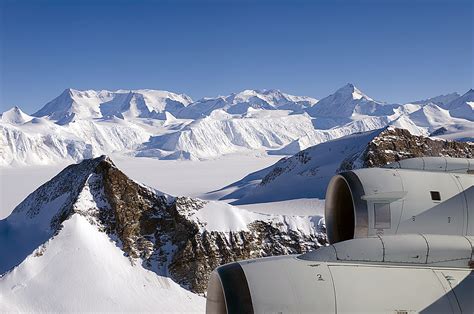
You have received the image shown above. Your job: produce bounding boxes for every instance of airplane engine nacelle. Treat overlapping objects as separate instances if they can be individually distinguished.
[325,157,474,244]
[206,157,474,314]
[206,234,474,314]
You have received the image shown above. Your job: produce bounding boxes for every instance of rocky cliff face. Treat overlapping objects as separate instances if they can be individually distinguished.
[169,215,324,293]
[339,127,473,171]
[7,156,325,294]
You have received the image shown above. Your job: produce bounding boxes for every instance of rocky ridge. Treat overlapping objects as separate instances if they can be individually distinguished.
[340,127,473,170]
[3,156,325,294]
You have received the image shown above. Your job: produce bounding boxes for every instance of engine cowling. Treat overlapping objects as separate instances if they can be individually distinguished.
[325,157,474,244]
[206,234,474,314]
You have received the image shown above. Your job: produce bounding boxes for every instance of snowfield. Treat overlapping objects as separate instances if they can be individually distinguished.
[0,215,205,312]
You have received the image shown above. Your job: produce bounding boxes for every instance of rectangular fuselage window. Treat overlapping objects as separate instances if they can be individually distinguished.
[374,203,391,229]
[430,191,441,201]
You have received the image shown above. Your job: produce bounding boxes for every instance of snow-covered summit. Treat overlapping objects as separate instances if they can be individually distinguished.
[33,88,193,121]
[445,89,474,121]
[336,83,373,100]
[305,83,390,118]
[176,88,318,118]
[0,106,33,124]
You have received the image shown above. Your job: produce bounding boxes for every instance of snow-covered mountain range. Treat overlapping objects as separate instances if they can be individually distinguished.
[1,84,473,166]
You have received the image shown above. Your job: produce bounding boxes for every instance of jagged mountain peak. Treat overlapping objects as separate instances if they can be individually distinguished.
[2,154,172,273]
[32,88,193,121]
[334,83,372,100]
[305,83,384,118]
[1,155,325,297]
[230,88,301,102]
[8,155,118,226]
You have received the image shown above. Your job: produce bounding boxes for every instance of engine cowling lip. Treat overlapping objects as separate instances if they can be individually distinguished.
[340,171,369,239]
[325,171,369,244]
[216,262,254,314]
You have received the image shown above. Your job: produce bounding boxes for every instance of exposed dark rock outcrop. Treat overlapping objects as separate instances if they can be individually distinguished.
[342,128,473,170]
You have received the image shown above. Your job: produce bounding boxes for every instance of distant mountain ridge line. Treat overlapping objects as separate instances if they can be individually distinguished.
[4,83,469,117]
[1,83,472,166]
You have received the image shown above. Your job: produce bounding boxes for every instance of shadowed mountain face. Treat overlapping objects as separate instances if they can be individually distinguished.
[0,156,326,294]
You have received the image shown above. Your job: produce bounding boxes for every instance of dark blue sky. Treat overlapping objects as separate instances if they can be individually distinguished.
[1,0,472,113]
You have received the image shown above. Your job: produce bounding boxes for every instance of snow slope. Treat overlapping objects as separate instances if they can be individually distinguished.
[445,89,474,121]
[0,117,150,166]
[411,92,460,108]
[305,83,396,120]
[217,128,384,204]
[216,127,474,205]
[0,215,205,312]
[137,110,321,159]
[0,107,33,124]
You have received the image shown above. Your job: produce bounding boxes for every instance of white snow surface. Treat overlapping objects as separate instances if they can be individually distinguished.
[0,107,33,124]
[411,92,460,108]
[177,89,317,118]
[218,128,386,204]
[1,85,473,166]
[446,89,474,121]
[0,215,205,312]
[191,200,321,235]
[33,88,193,120]
[305,83,391,118]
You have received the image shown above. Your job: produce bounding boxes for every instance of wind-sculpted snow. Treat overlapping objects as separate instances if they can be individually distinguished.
[0,118,150,166]
[137,111,322,159]
[0,156,325,311]
[1,84,473,166]
[176,88,317,118]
